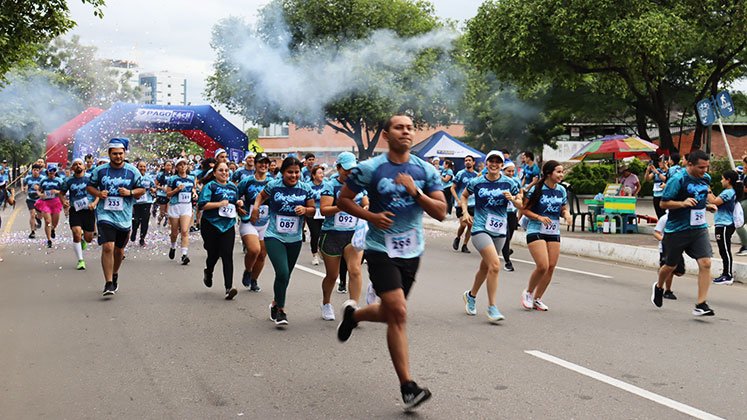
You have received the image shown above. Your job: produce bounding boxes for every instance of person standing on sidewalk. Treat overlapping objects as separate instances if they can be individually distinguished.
[450,155,478,253]
[645,156,669,218]
[651,150,716,316]
[335,114,446,411]
[733,156,747,256]
[709,169,740,285]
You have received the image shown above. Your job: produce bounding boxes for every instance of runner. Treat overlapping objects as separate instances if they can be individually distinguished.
[709,169,739,285]
[651,150,716,316]
[255,156,315,326]
[84,154,95,176]
[34,165,65,248]
[335,114,445,411]
[500,162,522,271]
[451,155,478,253]
[301,153,315,182]
[520,160,572,311]
[236,152,272,292]
[22,164,44,239]
[166,158,196,265]
[192,157,217,232]
[318,152,369,321]
[232,151,255,184]
[131,161,155,247]
[155,161,173,227]
[521,151,539,189]
[306,165,326,266]
[441,160,454,215]
[198,161,240,300]
[653,211,683,299]
[62,158,98,269]
[86,138,144,297]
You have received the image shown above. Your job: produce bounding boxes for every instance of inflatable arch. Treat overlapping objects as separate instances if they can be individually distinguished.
[46,107,104,167]
[72,102,248,163]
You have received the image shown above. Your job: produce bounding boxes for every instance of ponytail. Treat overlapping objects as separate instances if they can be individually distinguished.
[526,160,561,210]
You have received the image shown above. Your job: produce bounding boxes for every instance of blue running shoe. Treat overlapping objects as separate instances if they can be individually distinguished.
[463,290,476,316]
[487,305,505,323]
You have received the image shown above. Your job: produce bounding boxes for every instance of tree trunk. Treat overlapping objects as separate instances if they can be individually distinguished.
[634,103,650,141]
[692,122,704,152]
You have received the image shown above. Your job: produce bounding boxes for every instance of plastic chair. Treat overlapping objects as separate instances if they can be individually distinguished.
[566,186,593,232]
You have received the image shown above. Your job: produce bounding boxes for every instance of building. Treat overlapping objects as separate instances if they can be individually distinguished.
[105,59,149,103]
[139,71,187,106]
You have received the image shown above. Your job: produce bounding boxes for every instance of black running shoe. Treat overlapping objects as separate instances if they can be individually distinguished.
[130,232,137,242]
[169,248,176,260]
[250,279,261,292]
[242,271,252,289]
[401,381,432,412]
[275,309,288,326]
[504,262,514,272]
[181,255,190,265]
[36,218,42,228]
[225,288,237,300]
[269,303,278,321]
[461,244,471,253]
[452,237,460,251]
[663,290,677,300]
[693,301,715,317]
[112,273,119,292]
[51,228,56,239]
[28,231,35,239]
[651,282,663,308]
[102,282,115,297]
[203,268,213,288]
[337,281,347,294]
[337,300,358,342]
[189,226,198,233]
[139,238,145,247]
[47,239,52,248]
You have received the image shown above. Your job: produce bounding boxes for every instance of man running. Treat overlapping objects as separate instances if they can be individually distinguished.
[232,151,256,184]
[651,150,716,316]
[22,164,44,239]
[87,138,144,297]
[451,155,478,253]
[63,158,98,269]
[336,114,446,411]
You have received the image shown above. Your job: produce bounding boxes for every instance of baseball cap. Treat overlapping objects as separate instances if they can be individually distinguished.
[485,150,504,162]
[336,152,357,170]
[255,152,271,163]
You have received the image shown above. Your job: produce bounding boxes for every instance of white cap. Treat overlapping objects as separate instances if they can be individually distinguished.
[431,156,440,163]
[485,150,504,162]
[175,157,189,165]
[72,158,84,165]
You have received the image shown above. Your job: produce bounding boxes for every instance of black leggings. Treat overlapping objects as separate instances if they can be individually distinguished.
[715,224,735,277]
[502,211,518,262]
[653,197,665,219]
[443,188,454,215]
[201,220,235,290]
[131,203,151,240]
[306,216,323,254]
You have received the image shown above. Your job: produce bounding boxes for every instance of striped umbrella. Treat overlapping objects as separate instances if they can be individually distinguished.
[570,135,658,161]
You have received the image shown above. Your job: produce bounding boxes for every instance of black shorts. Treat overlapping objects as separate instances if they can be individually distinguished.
[662,228,712,266]
[97,222,130,248]
[319,230,354,257]
[26,199,37,210]
[456,206,475,219]
[364,250,420,297]
[156,196,169,205]
[69,208,96,232]
[659,250,685,276]
[526,233,561,244]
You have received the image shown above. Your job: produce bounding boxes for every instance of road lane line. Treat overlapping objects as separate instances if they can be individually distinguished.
[2,205,21,235]
[295,264,325,278]
[510,258,613,279]
[525,350,724,420]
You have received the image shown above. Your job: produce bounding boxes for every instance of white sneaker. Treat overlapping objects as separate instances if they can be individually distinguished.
[312,255,320,266]
[366,282,378,305]
[321,303,335,321]
[533,299,549,311]
[521,290,534,310]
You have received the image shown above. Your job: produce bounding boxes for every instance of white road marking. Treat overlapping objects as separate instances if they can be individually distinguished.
[295,264,326,278]
[525,350,724,420]
[509,258,613,279]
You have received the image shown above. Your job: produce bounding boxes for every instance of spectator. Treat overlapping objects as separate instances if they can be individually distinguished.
[618,165,641,196]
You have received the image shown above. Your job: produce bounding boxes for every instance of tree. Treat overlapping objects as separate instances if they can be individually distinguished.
[128,132,203,161]
[207,0,463,159]
[467,0,747,152]
[0,0,105,82]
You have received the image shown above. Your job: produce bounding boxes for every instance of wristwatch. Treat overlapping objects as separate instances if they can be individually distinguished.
[413,187,423,199]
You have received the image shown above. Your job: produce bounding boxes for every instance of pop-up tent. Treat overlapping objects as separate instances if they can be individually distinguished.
[411,130,485,171]
[72,102,248,162]
[46,107,105,167]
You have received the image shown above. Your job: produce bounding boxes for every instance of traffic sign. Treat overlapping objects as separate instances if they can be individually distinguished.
[716,90,735,118]
[697,98,716,126]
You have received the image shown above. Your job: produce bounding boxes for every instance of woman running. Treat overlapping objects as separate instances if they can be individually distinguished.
[34,166,65,248]
[461,151,522,322]
[254,156,315,326]
[237,153,273,292]
[709,169,739,285]
[198,161,239,300]
[131,160,156,246]
[318,152,368,321]
[501,162,522,271]
[306,165,326,266]
[155,161,173,227]
[166,158,196,265]
[521,160,572,311]
[441,159,455,215]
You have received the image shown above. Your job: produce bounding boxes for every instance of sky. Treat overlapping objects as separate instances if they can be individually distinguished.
[67,0,485,127]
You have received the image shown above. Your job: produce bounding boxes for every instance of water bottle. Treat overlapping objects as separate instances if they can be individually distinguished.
[603,215,610,234]
[610,217,617,234]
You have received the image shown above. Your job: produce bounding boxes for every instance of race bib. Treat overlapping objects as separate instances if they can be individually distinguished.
[136,193,149,203]
[314,208,325,220]
[73,197,89,212]
[485,213,507,235]
[540,220,560,235]
[276,215,300,234]
[334,212,358,229]
[690,208,706,226]
[178,191,192,203]
[250,205,269,223]
[219,203,236,218]
[104,196,123,211]
[653,182,664,192]
[384,229,418,258]
[44,190,56,199]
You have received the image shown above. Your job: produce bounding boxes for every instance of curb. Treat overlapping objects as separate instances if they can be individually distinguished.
[424,218,747,281]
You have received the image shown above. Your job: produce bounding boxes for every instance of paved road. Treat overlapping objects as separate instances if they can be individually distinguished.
[0,205,745,419]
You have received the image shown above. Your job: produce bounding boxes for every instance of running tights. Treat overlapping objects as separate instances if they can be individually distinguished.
[131,203,151,241]
[715,224,735,278]
[502,211,518,262]
[305,216,323,254]
[201,220,235,289]
[265,238,301,308]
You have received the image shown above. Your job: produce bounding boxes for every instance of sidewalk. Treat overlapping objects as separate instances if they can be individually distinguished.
[425,210,747,283]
